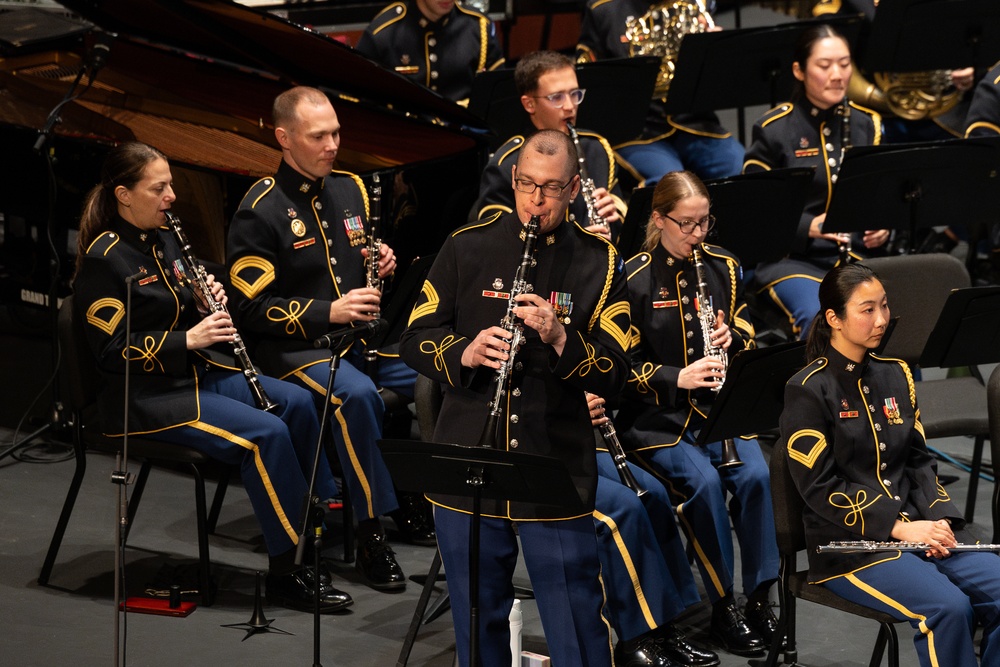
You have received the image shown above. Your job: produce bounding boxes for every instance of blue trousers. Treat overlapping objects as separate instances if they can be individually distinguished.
[824,551,1000,667]
[617,132,744,185]
[435,508,614,667]
[759,273,822,340]
[634,434,779,602]
[148,371,337,556]
[595,454,700,642]
[289,350,415,521]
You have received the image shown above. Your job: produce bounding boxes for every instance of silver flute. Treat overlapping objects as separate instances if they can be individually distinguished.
[818,540,1000,554]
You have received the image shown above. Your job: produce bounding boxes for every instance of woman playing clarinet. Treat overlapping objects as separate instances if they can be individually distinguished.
[779,263,1000,666]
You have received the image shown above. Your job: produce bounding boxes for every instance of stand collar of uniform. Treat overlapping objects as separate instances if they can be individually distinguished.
[412,0,452,28]
[504,211,566,246]
[275,160,325,202]
[652,241,696,269]
[806,100,838,123]
[824,344,871,378]
[111,214,159,254]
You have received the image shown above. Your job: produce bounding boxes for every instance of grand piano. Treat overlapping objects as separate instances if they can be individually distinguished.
[0,0,489,317]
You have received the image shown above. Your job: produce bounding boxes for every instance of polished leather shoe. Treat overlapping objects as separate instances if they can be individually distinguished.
[710,601,765,657]
[356,533,406,591]
[265,567,353,613]
[744,600,781,645]
[614,636,683,667]
[390,493,436,547]
[658,625,720,667]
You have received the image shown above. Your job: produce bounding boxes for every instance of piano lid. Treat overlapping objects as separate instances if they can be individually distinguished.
[0,1,486,176]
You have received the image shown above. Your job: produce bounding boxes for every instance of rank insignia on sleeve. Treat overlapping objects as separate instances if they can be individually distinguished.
[839,411,859,418]
[290,219,306,237]
[550,291,573,325]
[343,214,365,246]
[883,398,904,424]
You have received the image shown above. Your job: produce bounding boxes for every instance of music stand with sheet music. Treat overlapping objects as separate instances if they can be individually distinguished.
[695,341,808,447]
[822,136,1000,253]
[379,439,584,667]
[467,57,658,149]
[920,285,1000,369]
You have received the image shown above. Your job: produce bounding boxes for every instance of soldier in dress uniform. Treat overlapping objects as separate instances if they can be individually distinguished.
[470,50,624,243]
[227,87,428,593]
[743,24,888,338]
[780,262,1000,667]
[355,0,504,106]
[617,171,779,658]
[399,130,631,667]
[576,0,744,185]
[73,141,352,614]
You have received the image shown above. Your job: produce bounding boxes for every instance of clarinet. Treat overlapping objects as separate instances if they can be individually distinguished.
[818,540,1000,554]
[597,415,647,496]
[565,122,606,230]
[165,212,278,412]
[834,97,853,264]
[364,172,383,380]
[477,215,541,449]
[691,246,727,393]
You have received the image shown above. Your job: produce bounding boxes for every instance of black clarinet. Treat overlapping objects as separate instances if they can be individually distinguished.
[364,172,383,380]
[835,97,853,264]
[597,416,647,496]
[165,212,278,412]
[477,215,541,449]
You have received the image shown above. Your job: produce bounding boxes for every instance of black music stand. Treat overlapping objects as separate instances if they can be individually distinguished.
[619,185,654,260]
[695,341,808,447]
[920,285,1000,368]
[863,0,1000,74]
[379,439,584,667]
[467,57,658,149]
[664,16,864,117]
[823,136,1000,253]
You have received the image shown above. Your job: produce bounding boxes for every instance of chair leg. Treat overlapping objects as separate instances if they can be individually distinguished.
[206,467,230,534]
[342,488,355,563]
[885,623,900,667]
[39,434,87,586]
[124,462,152,542]
[964,434,986,524]
[189,463,214,607]
[867,623,889,667]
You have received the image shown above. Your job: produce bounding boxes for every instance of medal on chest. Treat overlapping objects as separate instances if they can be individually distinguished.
[550,291,573,325]
[343,211,365,247]
[883,397,904,425]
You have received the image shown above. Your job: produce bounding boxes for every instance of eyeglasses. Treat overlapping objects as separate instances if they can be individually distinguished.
[531,88,586,109]
[662,212,716,234]
[514,176,573,198]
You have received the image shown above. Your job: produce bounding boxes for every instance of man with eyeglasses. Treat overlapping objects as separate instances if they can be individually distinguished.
[355,0,504,106]
[470,51,625,243]
[576,0,744,185]
[400,129,633,667]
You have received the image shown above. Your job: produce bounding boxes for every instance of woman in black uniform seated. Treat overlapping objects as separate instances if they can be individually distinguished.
[73,141,349,613]
[743,23,889,338]
[779,263,1000,667]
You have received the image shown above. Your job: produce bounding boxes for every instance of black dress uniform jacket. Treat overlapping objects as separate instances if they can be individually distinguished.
[616,243,755,448]
[965,60,1000,137]
[355,0,504,104]
[399,212,632,519]
[743,100,881,266]
[470,130,625,230]
[227,161,371,378]
[779,346,966,582]
[576,0,731,144]
[75,216,237,435]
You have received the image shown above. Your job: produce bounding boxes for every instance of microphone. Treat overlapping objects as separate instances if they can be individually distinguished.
[86,35,113,74]
[313,319,385,349]
[125,269,147,284]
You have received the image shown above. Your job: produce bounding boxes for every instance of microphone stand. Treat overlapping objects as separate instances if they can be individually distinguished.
[294,332,352,667]
[112,272,141,667]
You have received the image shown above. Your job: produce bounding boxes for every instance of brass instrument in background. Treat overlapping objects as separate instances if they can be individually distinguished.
[165,212,278,412]
[624,0,715,98]
[851,70,962,121]
[364,172,383,379]
[819,540,1000,554]
[477,215,541,449]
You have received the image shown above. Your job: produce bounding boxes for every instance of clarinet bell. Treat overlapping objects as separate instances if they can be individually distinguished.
[718,437,743,469]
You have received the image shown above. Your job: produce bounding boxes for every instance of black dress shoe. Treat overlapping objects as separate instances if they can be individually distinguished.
[614,636,683,667]
[744,600,781,645]
[390,493,436,547]
[658,625,720,667]
[710,600,765,657]
[265,567,353,613]
[356,533,406,591]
